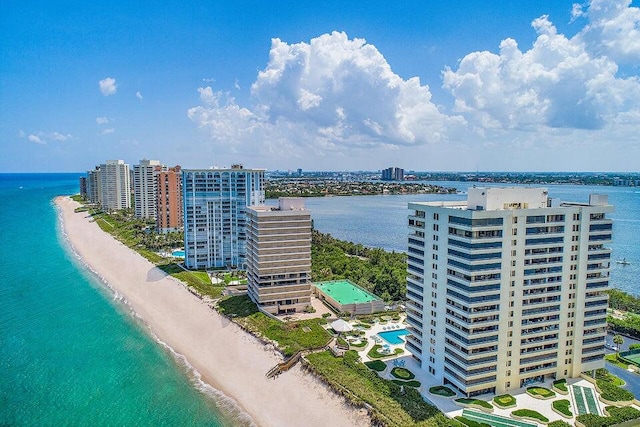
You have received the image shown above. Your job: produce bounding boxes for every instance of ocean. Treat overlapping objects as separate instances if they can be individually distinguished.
[0,174,247,426]
[1,174,638,425]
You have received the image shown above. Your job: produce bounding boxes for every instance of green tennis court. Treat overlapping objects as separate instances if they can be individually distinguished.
[620,349,640,367]
[315,280,380,304]
[462,409,536,427]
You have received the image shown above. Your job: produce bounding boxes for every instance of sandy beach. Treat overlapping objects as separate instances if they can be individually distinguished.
[56,197,369,427]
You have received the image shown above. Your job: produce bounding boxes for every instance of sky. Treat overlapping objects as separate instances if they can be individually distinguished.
[1,0,639,172]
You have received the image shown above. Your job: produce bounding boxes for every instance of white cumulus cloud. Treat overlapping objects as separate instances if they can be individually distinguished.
[96,117,110,125]
[188,31,464,160]
[99,77,117,96]
[28,134,44,144]
[136,91,143,100]
[442,1,640,132]
[101,128,115,135]
[21,131,73,144]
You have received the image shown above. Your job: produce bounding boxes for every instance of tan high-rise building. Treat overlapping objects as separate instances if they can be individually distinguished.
[133,159,163,219]
[246,198,312,314]
[156,165,182,233]
[406,187,612,397]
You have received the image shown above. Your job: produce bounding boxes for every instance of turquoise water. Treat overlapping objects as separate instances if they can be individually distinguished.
[172,250,186,258]
[302,182,640,296]
[378,329,409,345]
[0,174,246,426]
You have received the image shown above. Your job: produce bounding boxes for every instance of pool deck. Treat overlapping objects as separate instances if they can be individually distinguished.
[315,280,381,305]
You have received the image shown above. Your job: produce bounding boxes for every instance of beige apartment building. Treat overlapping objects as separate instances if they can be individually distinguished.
[406,187,612,397]
[246,198,312,314]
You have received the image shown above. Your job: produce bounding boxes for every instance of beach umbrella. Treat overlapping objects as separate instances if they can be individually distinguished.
[331,319,353,333]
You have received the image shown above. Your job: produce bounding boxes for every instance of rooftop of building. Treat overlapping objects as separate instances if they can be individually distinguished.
[314,280,382,305]
[410,187,611,212]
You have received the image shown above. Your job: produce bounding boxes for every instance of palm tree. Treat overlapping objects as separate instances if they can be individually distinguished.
[613,334,624,354]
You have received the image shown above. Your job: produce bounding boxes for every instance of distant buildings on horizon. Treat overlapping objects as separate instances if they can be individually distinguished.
[381,167,404,181]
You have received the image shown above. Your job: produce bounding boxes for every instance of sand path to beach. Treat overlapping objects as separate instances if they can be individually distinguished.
[56,197,369,427]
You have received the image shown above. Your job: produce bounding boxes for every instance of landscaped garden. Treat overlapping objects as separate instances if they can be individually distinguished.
[364,360,386,372]
[367,344,404,359]
[429,386,456,397]
[552,378,568,393]
[492,394,516,408]
[390,367,415,380]
[596,379,635,403]
[576,406,640,427]
[526,386,555,399]
[552,399,573,417]
[455,398,493,410]
[511,409,549,423]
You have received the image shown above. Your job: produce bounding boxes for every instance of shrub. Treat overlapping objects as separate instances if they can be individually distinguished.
[596,379,635,402]
[364,360,386,372]
[548,421,572,427]
[553,399,572,417]
[455,398,492,409]
[391,379,421,387]
[553,379,568,392]
[512,409,549,423]
[429,386,456,397]
[576,406,640,427]
[390,367,415,380]
[629,343,640,351]
[321,312,332,318]
[493,394,516,408]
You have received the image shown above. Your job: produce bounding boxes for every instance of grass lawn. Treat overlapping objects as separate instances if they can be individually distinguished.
[217,295,331,356]
[390,367,415,380]
[158,263,222,299]
[429,386,456,397]
[306,350,457,426]
[604,354,630,369]
[493,394,516,408]
[595,368,626,386]
[367,344,404,359]
[391,379,421,388]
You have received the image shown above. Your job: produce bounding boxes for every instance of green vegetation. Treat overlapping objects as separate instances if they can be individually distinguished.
[217,295,332,356]
[70,194,84,202]
[604,353,630,369]
[428,386,456,397]
[576,406,640,427]
[391,379,421,388]
[596,379,635,402]
[526,386,555,398]
[311,231,406,302]
[455,398,492,410]
[390,367,415,380]
[306,350,457,426]
[630,343,640,351]
[607,289,640,339]
[511,409,549,423]
[492,394,516,408]
[548,421,572,427]
[553,379,568,392]
[364,360,387,372]
[349,338,368,348]
[158,263,222,298]
[594,368,625,386]
[553,399,573,417]
[454,416,490,427]
[367,344,404,359]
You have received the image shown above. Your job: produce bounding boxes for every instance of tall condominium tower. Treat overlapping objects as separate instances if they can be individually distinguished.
[156,165,183,233]
[246,198,312,315]
[406,187,612,397]
[99,160,131,211]
[382,167,404,181]
[183,165,265,269]
[86,167,101,205]
[133,159,163,219]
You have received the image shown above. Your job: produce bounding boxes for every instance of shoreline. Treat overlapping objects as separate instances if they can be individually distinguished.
[55,196,369,427]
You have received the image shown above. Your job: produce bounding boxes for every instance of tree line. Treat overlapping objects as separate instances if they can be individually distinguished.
[311,230,406,302]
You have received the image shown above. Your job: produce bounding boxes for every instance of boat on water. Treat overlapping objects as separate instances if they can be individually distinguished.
[616,258,631,265]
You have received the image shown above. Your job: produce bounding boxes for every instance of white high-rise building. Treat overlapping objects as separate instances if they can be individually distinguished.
[133,159,163,219]
[182,165,265,269]
[99,160,131,211]
[406,187,612,397]
[246,198,312,315]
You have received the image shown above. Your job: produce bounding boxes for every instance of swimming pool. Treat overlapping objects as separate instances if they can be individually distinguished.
[172,250,185,258]
[378,329,409,345]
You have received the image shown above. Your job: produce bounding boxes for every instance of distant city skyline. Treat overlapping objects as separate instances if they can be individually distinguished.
[2,0,639,172]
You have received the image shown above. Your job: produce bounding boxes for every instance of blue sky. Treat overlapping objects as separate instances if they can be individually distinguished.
[1,0,639,172]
